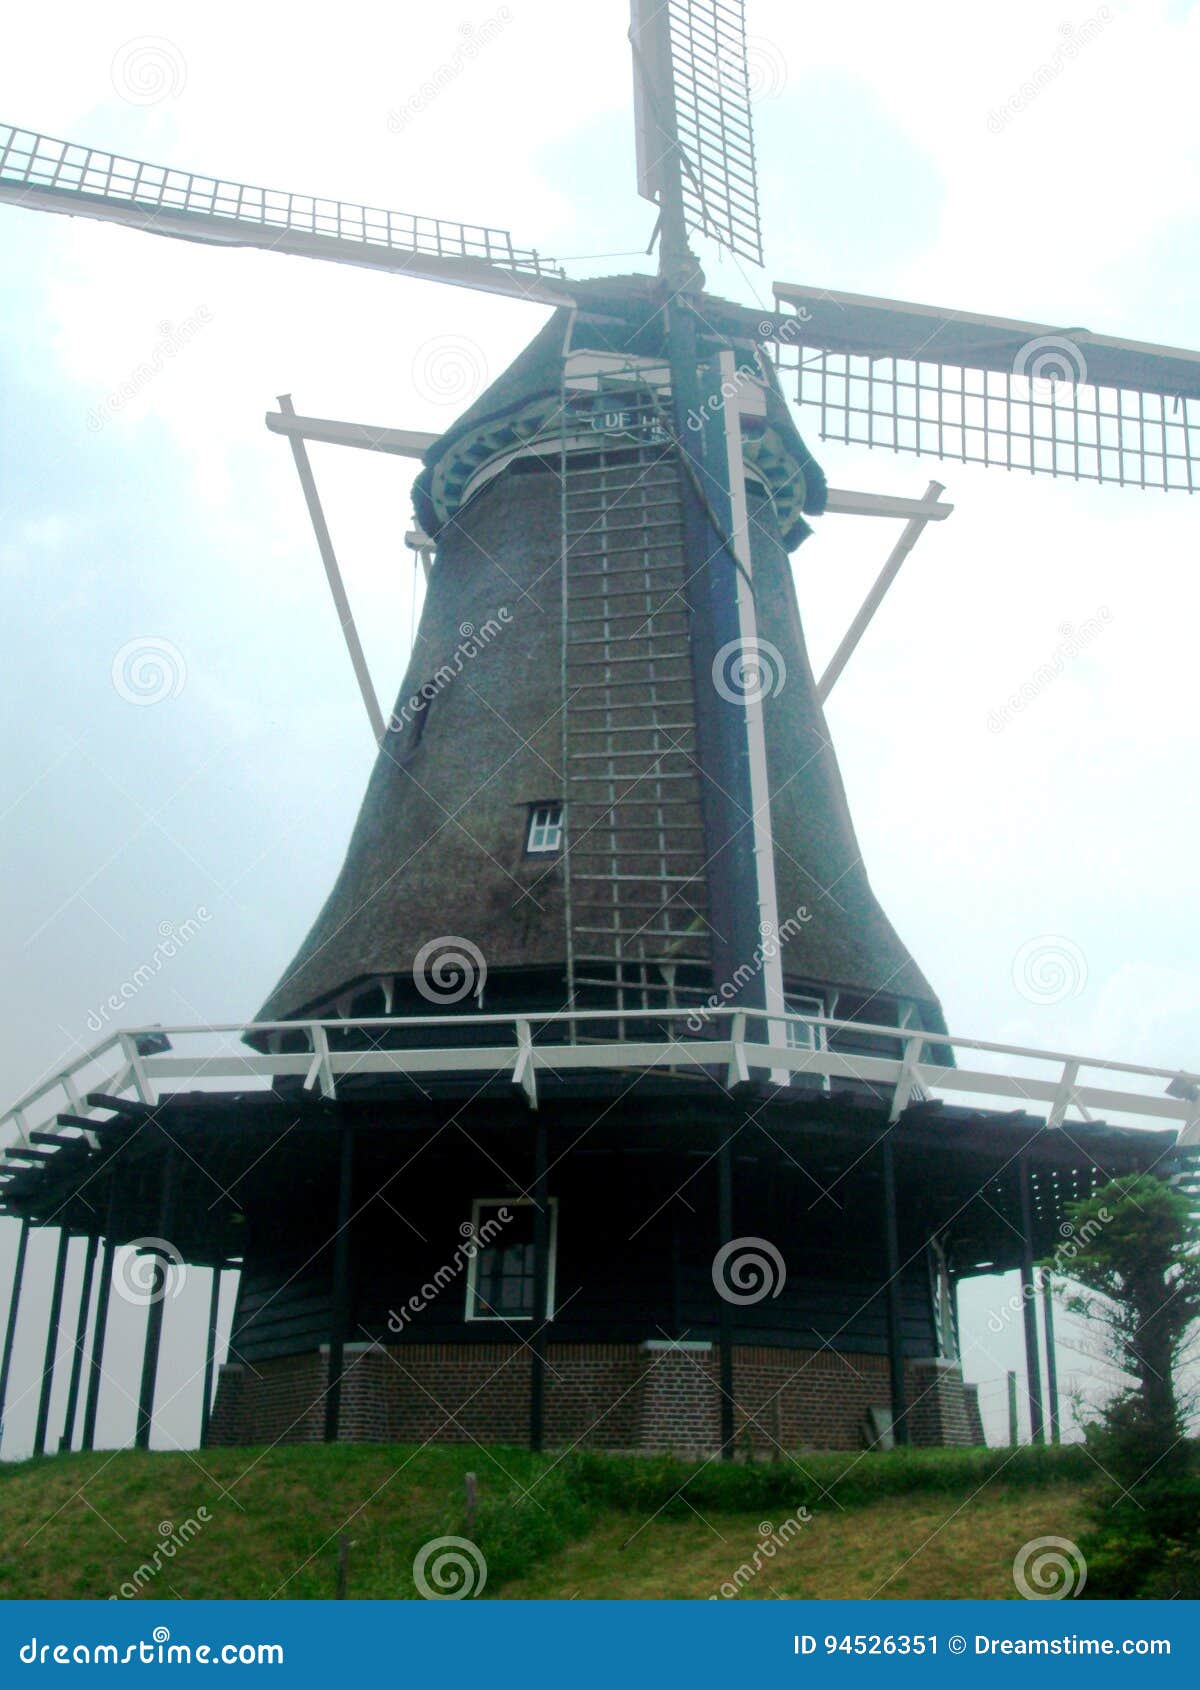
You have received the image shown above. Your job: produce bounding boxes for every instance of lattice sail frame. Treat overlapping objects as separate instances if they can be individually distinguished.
[0,122,558,278]
[778,345,1200,491]
[633,0,764,264]
[557,348,717,1026]
[767,289,1200,493]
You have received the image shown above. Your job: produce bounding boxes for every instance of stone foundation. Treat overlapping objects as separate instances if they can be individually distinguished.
[206,1340,986,1453]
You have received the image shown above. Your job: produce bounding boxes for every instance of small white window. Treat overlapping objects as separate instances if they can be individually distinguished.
[464,1198,558,1322]
[526,801,564,854]
[784,994,826,1051]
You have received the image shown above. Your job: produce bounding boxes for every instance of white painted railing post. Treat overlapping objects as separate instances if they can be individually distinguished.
[310,1024,336,1100]
[726,1012,749,1088]
[513,1019,538,1110]
[889,1033,925,1123]
[1048,1059,1080,1128]
[119,1033,156,1106]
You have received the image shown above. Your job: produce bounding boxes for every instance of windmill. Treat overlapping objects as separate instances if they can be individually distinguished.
[0,2,1195,1468]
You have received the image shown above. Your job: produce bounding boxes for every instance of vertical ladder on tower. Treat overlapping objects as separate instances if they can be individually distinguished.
[560,363,714,1033]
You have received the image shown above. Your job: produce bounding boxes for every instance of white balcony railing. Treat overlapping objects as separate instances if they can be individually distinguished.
[1,1008,1196,1161]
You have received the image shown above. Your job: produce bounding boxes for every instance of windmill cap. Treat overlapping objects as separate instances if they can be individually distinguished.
[411,275,827,551]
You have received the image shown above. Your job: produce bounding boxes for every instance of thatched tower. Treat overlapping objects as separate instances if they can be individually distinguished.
[257,277,943,1041]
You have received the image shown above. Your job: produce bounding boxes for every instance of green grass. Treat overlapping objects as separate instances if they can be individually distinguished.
[0,1443,1096,1601]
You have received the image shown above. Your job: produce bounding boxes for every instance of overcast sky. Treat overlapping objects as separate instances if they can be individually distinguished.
[0,0,1197,1456]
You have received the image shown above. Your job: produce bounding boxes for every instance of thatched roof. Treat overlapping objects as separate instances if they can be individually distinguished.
[256,278,942,1029]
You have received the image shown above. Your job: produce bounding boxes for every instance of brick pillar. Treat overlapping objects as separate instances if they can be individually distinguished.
[635,1341,720,1453]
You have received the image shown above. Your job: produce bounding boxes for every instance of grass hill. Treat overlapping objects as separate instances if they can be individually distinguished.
[0,1443,1096,1601]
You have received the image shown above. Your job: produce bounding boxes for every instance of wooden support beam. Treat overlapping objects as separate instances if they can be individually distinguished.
[1007,1369,1019,1445]
[136,1146,179,1450]
[1018,1154,1046,1446]
[60,1233,98,1452]
[0,1219,30,1446]
[324,1119,355,1444]
[881,1134,910,1446]
[200,1266,223,1448]
[818,481,946,704]
[1041,1267,1061,1445]
[717,1137,736,1459]
[529,1121,550,1453]
[81,1239,115,1453]
[278,393,386,747]
[35,1229,71,1456]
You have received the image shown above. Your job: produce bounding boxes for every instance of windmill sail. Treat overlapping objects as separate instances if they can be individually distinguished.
[770,282,1200,492]
[631,0,763,264]
[0,122,570,306]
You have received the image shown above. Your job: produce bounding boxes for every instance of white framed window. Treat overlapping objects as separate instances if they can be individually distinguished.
[526,801,564,854]
[464,1198,558,1322]
[784,993,826,1052]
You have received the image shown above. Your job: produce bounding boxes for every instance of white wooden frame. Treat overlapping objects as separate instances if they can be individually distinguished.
[463,1196,559,1323]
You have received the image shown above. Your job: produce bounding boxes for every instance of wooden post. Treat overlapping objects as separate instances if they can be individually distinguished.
[35,1229,71,1456]
[880,1135,910,1446]
[324,1116,355,1444]
[199,1264,223,1448]
[60,1233,98,1451]
[1017,1154,1046,1445]
[717,1137,735,1458]
[81,1239,115,1452]
[0,1218,30,1446]
[136,1144,179,1450]
[464,1471,478,1536]
[1007,1369,1020,1445]
[335,1534,350,1600]
[1041,1267,1061,1445]
[529,1120,549,1453]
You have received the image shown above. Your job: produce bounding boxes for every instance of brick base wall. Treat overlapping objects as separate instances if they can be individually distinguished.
[205,1341,986,1453]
